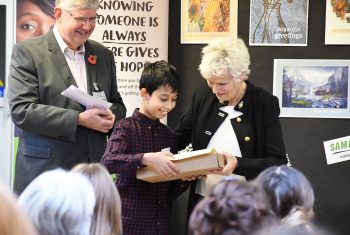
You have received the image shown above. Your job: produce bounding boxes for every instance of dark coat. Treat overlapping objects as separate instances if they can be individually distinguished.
[8,30,126,194]
[176,81,287,180]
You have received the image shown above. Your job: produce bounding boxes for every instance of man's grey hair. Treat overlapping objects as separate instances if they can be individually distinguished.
[55,0,99,10]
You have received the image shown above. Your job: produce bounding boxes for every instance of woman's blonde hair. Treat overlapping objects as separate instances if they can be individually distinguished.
[72,163,122,235]
[0,182,37,235]
[199,37,251,80]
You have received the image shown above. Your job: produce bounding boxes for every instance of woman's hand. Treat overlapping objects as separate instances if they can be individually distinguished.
[210,151,238,176]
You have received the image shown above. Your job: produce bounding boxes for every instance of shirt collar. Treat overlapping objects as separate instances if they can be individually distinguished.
[132,109,160,127]
[53,25,85,54]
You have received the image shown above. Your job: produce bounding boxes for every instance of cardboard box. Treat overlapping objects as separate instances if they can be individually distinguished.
[136,148,226,183]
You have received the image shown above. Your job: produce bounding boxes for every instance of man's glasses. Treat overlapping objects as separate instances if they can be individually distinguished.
[64,10,98,24]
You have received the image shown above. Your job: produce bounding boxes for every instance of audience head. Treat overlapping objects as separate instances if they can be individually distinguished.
[253,224,335,235]
[18,168,96,235]
[189,179,276,235]
[199,37,251,81]
[72,163,122,235]
[254,166,314,226]
[0,182,37,235]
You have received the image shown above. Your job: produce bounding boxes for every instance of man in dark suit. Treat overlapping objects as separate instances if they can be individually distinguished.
[8,0,126,194]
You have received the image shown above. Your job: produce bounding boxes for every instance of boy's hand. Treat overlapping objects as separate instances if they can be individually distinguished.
[142,152,180,178]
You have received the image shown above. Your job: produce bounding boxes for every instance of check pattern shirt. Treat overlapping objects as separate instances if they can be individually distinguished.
[102,109,189,235]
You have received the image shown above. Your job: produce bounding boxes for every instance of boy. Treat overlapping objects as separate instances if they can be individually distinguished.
[101,60,189,235]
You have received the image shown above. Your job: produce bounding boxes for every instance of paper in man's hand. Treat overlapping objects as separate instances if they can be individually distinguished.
[61,85,112,109]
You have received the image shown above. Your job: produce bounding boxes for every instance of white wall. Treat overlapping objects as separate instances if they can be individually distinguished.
[0,0,15,187]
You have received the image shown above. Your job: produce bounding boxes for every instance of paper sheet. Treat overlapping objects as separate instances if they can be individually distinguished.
[61,85,112,109]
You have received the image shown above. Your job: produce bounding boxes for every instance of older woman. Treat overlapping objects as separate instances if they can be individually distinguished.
[176,37,288,212]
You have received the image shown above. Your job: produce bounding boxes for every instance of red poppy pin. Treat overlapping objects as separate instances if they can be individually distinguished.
[88,55,97,65]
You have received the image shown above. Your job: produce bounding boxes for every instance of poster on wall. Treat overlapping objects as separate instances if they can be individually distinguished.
[180,0,238,44]
[325,0,350,44]
[0,5,5,102]
[273,59,350,118]
[90,0,169,116]
[324,135,350,165]
[249,0,309,46]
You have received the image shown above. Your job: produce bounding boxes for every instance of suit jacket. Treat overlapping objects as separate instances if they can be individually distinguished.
[176,81,287,180]
[8,30,126,194]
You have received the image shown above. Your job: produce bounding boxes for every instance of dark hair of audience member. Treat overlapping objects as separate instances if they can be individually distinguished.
[189,179,277,235]
[254,166,314,226]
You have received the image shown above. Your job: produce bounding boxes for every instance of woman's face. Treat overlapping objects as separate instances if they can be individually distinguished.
[206,73,242,103]
[16,1,55,42]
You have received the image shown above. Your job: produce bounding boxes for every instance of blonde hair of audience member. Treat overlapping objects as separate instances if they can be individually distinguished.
[253,224,335,235]
[254,166,314,227]
[55,0,99,10]
[189,179,276,235]
[72,163,122,235]
[199,37,251,81]
[18,169,96,235]
[0,182,37,235]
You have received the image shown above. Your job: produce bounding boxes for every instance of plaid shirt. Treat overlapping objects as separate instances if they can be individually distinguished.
[102,109,189,235]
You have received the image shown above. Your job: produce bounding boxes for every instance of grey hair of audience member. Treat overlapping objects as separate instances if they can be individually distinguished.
[55,0,99,10]
[189,179,277,235]
[199,37,251,81]
[254,166,314,226]
[18,169,96,235]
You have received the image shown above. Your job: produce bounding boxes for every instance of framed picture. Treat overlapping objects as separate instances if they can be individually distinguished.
[0,5,5,90]
[181,0,238,44]
[325,0,350,45]
[273,59,350,118]
[249,0,309,46]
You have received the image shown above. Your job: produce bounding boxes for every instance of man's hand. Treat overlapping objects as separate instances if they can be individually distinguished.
[78,108,115,133]
[142,152,180,178]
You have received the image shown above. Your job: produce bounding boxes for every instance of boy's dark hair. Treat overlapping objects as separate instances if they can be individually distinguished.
[139,60,180,95]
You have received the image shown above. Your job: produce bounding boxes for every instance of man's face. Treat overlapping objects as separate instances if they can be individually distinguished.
[55,7,97,51]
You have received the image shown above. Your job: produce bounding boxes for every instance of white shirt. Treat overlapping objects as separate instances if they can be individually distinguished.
[196,106,245,196]
[53,25,88,93]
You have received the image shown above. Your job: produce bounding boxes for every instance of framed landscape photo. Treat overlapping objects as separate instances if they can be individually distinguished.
[181,0,238,44]
[273,59,350,118]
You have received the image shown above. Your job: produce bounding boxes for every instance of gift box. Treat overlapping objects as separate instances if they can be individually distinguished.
[137,148,225,183]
